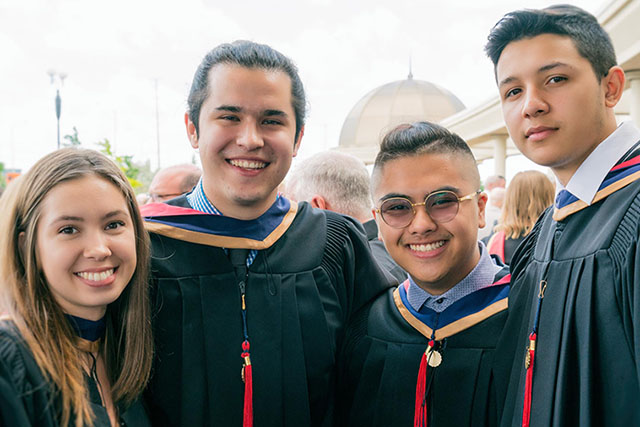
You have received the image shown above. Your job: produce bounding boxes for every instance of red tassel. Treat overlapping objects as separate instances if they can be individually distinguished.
[414,340,433,427]
[241,340,253,427]
[522,333,536,427]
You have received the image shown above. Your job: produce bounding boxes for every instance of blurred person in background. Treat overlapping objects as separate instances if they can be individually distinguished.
[286,150,406,283]
[487,171,554,264]
[147,163,201,203]
[485,175,506,192]
[479,186,506,241]
[478,175,506,240]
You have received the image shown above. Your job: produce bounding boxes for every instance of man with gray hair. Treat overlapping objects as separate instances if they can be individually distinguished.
[286,151,406,283]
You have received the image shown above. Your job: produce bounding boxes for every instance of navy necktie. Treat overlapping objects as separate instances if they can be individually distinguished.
[555,189,576,209]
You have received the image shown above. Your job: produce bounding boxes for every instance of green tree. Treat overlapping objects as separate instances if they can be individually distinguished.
[135,159,154,194]
[0,161,6,189]
[63,126,82,147]
[62,127,151,193]
[97,139,143,190]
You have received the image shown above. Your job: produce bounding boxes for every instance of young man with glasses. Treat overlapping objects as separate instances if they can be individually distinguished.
[337,121,511,426]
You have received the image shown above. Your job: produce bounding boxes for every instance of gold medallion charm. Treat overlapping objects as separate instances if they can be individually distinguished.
[241,365,245,383]
[426,348,442,367]
[525,351,531,369]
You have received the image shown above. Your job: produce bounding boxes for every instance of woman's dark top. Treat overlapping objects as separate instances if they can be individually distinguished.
[0,320,150,427]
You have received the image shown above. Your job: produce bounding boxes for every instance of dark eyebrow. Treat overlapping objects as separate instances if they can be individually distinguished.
[378,186,461,203]
[538,61,570,73]
[264,109,287,117]
[216,105,242,113]
[498,76,517,89]
[499,62,571,88]
[436,186,461,194]
[51,210,128,224]
[52,215,83,223]
[104,210,128,219]
[378,193,409,203]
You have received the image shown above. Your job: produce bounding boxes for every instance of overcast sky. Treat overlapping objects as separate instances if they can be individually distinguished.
[0,0,605,180]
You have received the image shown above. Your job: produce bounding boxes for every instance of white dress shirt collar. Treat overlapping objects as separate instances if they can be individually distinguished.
[557,121,640,205]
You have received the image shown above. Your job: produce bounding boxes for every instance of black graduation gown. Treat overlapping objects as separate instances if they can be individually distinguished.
[494,162,640,426]
[143,198,393,426]
[338,265,510,427]
[0,321,150,427]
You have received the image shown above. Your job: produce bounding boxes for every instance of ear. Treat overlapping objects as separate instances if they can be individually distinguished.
[602,66,625,108]
[372,209,385,241]
[18,231,26,253]
[17,231,28,264]
[292,126,304,157]
[310,195,327,210]
[477,191,488,229]
[185,112,199,149]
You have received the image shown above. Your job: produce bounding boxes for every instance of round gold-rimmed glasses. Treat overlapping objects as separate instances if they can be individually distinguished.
[375,190,480,229]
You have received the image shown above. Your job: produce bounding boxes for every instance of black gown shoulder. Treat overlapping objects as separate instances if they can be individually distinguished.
[495,179,640,427]
[338,266,510,427]
[0,321,150,427]
[0,321,58,427]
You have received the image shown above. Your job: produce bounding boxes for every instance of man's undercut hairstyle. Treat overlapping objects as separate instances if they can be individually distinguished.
[485,4,616,80]
[372,121,479,191]
[287,151,372,219]
[187,40,307,141]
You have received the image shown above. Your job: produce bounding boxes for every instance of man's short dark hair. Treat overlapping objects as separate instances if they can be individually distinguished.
[485,4,616,80]
[371,121,479,191]
[187,40,306,141]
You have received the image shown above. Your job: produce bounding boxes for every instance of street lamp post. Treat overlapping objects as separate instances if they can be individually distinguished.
[48,70,67,149]
[55,89,61,149]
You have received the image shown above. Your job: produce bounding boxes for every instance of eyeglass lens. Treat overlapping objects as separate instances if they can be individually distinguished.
[380,191,460,227]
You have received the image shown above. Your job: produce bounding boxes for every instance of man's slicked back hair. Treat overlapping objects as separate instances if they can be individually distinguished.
[187,40,307,141]
[485,4,616,80]
[372,121,479,192]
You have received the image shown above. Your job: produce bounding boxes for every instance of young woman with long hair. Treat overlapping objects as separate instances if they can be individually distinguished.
[487,170,555,264]
[0,148,153,426]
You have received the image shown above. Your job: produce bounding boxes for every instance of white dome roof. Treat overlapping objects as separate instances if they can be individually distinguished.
[338,75,465,162]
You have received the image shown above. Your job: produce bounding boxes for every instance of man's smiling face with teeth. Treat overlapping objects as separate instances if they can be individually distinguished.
[228,159,267,170]
[373,151,486,295]
[186,64,302,220]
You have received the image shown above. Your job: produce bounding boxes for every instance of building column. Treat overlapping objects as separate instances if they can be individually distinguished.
[627,70,640,127]
[493,135,507,177]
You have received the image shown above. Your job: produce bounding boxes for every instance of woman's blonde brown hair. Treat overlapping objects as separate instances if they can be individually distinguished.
[0,148,153,427]
[495,170,555,239]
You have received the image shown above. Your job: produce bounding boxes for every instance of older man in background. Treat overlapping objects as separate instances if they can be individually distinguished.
[286,151,406,283]
[148,163,201,203]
